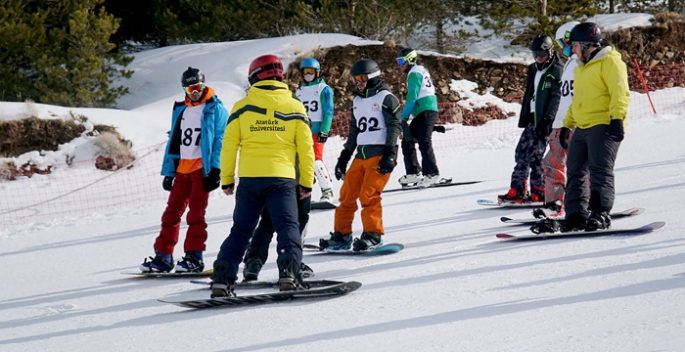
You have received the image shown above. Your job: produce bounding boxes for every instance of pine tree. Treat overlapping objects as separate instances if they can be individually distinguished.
[0,0,132,107]
[473,0,599,40]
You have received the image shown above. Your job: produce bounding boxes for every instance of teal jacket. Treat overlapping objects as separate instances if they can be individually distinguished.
[401,68,438,120]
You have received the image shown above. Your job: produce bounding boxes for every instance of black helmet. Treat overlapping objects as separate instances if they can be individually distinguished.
[181,67,205,87]
[351,59,381,89]
[397,48,418,65]
[350,59,380,78]
[529,34,554,51]
[569,22,603,43]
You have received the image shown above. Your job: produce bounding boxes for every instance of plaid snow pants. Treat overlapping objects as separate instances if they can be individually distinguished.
[542,127,573,204]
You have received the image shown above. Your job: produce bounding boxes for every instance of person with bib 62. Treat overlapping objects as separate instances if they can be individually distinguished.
[396,48,443,188]
[319,59,402,252]
[140,67,228,273]
[295,58,335,202]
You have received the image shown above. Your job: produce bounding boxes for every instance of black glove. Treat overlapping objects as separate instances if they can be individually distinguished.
[535,121,550,140]
[433,125,446,133]
[203,167,221,192]
[559,127,571,150]
[162,176,174,191]
[377,146,397,175]
[608,119,624,142]
[335,148,353,180]
[401,120,413,142]
[317,132,329,143]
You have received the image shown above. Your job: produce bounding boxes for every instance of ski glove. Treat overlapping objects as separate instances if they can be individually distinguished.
[203,167,221,192]
[535,121,550,140]
[559,127,571,150]
[162,176,174,192]
[377,146,397,175]
[335,148,353,180]
[608,119,624,142]
[401,120,413,142]
[317,132,329,143]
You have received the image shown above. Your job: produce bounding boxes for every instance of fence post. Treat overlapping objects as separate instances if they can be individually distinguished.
[633,58,657,114]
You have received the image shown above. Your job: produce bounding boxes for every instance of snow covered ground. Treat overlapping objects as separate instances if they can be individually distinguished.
[2,14,685,352]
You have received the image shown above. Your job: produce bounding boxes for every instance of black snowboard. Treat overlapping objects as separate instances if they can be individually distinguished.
[160,281,362,309]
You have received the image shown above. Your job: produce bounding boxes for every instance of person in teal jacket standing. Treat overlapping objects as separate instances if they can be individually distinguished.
[396,48,442,188]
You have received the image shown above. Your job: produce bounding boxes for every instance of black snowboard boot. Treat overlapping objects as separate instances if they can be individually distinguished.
[319,231,352,250]
[564,211,589,232]
[242,256,264,282]
[211,259,236,298]
[586,211,611,231]
[276,252,306,291]
[352,232,383,251]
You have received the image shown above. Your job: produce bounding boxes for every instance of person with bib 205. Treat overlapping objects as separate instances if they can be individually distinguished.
[532,21,580,220]
[319,59,402,252]
[295,58,335,202]
[140,67,228,273]
[396,48,443,188]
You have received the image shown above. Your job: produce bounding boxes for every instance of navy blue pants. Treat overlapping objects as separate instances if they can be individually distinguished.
[401,110,439,176]
[246,190,310,263]
[216,177,302,280]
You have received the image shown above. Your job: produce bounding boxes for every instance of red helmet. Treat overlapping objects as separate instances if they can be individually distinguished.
[248,55,284,85]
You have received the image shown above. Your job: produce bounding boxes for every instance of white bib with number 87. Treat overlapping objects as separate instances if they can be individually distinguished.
[180,103,205,159]
[353,91,390,145]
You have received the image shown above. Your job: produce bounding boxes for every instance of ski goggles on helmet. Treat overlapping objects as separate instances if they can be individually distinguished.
[532,49,549,58]
[352,74,368,83]
[301,67,317,75]
[183,82,205,95]
[396,57,408,66]
[555,31,571,49]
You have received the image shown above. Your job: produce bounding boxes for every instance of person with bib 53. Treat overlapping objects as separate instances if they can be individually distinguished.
[295,58,335,202]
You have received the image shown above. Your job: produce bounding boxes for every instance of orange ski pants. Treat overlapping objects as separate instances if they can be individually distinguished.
[334,156,391,235]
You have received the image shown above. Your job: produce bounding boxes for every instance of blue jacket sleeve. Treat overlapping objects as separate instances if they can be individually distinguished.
[210,101,229,169]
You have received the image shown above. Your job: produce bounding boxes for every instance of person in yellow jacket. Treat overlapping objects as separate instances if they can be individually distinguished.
[559,22,630,232]
[210,54,315,298]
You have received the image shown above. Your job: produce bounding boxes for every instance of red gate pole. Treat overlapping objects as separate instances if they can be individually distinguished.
[633,58,657,114]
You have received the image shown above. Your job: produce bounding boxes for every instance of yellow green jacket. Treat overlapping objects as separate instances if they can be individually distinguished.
[563,47,630,130]
[220,80,315,189]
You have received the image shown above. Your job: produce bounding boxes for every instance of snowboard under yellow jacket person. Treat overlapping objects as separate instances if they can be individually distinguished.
[563,46,630,130]
[219,79,315,190]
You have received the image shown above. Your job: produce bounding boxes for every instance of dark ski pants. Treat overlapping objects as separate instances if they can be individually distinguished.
[246,190,311,264]
[216,177,302,280]
[510,123,548,194]
[401,110,439,176]
[154,169,209,255]
[564,124,621,215]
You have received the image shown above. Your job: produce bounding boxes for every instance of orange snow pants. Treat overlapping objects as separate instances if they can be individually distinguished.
[334,156,391,235]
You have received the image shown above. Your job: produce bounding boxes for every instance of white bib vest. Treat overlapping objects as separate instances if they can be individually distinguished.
[179,103,205,159]
[409,65,435,100]
[353,91,390,145]
[553,57,579,129]
[296,83,327,122]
